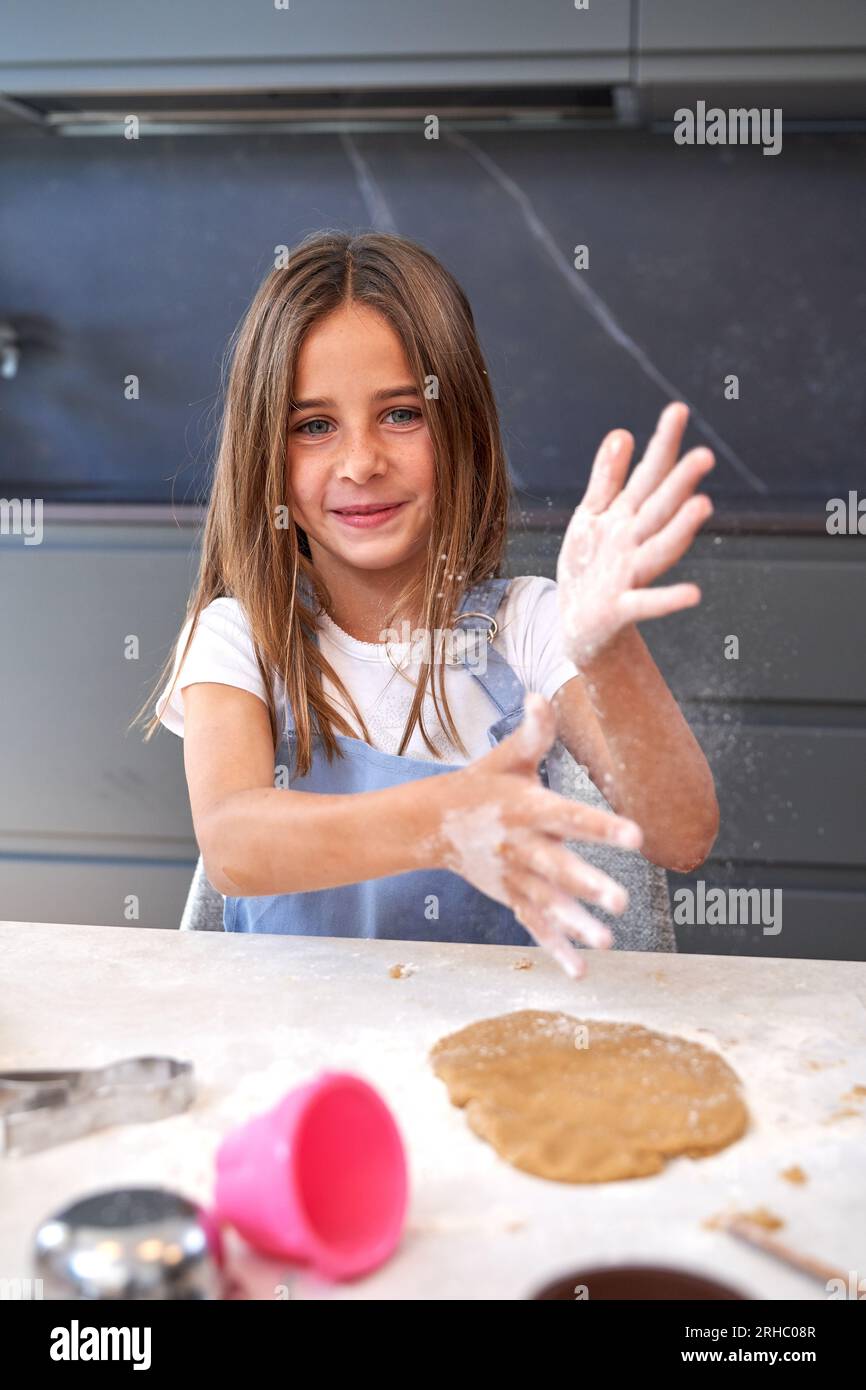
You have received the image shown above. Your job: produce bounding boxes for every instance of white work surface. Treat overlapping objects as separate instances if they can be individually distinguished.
[2,921,865,1301]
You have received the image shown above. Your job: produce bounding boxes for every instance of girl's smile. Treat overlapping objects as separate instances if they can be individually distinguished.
[330,499,409,528]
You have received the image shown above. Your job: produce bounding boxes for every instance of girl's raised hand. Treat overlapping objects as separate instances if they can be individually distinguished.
[425,691,643,979]
[556,402,715,667]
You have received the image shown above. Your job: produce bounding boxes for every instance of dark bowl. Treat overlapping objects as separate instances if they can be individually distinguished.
[533,1264,747,1300]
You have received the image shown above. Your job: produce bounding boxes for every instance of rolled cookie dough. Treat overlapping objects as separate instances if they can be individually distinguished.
[430,1010,748,1182]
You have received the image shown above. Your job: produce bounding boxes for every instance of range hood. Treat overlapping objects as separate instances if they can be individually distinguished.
[0,83,624,135]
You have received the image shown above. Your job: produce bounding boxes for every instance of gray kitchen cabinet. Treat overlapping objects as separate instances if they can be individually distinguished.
[639,0,866,54]
[0,0,631,95]
[636,0,866,93]
[631,1,866,123]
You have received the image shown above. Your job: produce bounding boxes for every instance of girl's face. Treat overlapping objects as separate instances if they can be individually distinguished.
[287,302,435,584]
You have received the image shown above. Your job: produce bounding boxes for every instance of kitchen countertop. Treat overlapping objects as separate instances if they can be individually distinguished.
[1,920,865,1301]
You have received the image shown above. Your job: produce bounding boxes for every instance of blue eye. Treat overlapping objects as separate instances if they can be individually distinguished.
[386,408,421,425]
[296,418,333,436]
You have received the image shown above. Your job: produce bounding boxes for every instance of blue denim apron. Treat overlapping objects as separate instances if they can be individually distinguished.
[224,577,544,944]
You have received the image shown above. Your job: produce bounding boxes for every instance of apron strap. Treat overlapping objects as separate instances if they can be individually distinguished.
[453,576,528,720]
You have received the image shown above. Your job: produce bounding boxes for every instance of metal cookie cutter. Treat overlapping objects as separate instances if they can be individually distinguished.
[0,1056,195,1157]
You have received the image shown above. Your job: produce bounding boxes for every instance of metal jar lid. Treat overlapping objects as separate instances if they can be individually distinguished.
[34,1187,223,1300]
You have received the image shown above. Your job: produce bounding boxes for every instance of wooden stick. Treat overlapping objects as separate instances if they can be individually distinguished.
[725,1216,848,1287]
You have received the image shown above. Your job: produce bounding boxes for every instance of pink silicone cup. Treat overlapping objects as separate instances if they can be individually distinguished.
[212,1071,408,1281]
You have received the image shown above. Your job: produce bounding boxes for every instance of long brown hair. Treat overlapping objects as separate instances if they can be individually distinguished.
[132,229,512,776]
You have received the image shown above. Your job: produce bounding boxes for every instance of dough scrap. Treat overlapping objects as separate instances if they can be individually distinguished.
[389,962,417,979]
[780,1164,807,1185]
[430,1009,748,1183]
[703,1205,784,1232]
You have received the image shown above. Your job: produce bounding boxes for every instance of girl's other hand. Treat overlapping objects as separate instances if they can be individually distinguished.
[556,401,715,668]
[424,691,643,979]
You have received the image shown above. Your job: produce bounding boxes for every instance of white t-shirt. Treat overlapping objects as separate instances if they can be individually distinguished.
[155,575,579,766]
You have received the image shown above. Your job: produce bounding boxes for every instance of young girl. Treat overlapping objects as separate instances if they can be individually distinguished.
[139,230,719,978]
